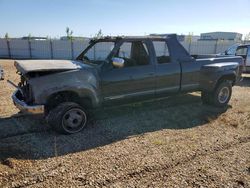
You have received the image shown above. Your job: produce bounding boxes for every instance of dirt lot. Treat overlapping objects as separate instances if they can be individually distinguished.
[0,59,249,188]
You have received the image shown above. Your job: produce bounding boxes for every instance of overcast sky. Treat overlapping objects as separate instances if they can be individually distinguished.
[0,0,249,38]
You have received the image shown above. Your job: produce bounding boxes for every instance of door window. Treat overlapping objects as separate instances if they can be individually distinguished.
[114,41,150,67]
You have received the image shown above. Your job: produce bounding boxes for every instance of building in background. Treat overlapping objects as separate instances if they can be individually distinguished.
[60,36,89,40]
[0,36,48,40]
[200,32,242,41]
[149,34,200,42]
[21,36,48,40]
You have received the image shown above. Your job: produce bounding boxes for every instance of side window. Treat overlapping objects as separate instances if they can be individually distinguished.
[153,41,171,64]
[115,41,150,67]
[236,47,247,56]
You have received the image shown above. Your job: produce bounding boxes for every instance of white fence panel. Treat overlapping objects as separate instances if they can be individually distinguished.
[52,40,72,59]
[31,40,51,59]
[190,41,217,54]
[73,40,90,59]
[9,40,30,58]
[0,39,9,58]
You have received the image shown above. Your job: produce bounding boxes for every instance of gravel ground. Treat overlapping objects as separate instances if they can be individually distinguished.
[0,60,249,188]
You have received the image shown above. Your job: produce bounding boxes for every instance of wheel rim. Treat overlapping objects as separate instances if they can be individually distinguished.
[218,87,230,104]
[62,108,87,133]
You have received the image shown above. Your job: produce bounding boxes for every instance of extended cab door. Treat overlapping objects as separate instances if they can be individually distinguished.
[152,40,181,95]
[101,39,156,102]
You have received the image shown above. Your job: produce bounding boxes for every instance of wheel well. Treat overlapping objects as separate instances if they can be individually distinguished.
[45,91,93,114]
[217,74,236,86]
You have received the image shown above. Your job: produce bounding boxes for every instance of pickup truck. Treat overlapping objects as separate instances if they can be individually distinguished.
[12,34,243,134]
[222,44,250,72]
[194,44,250,73]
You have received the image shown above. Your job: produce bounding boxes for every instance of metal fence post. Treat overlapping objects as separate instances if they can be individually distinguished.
[188,40,191,53]
[6,39,11,58]
[28,39,32,58]
[71,39,74,60]
[50,39,53,59]
[214,40,218,54]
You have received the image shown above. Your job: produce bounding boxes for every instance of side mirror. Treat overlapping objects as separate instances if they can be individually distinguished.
[112,57,124,68]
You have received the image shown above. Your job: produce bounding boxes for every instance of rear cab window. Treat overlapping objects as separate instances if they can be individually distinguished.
[152,40,171,64]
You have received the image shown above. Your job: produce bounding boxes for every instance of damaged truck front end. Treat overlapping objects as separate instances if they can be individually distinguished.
[12,59,98,116]
[12,62,45,114]
[12,60,84,114]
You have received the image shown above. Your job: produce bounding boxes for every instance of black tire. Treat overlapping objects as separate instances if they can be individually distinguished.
[211,80,232,107]
[47,102,88,134]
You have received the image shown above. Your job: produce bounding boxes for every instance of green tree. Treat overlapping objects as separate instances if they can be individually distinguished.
[66,26,73,40]
[4,32,9,39]
[28,33,32,39]
[94,29,103,39]
[244,32,250,41]
[186,32,193,43]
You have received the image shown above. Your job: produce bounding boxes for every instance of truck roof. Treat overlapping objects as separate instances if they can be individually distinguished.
[90,34,178,43]
[77,33,192,62]
[238,44,250,48]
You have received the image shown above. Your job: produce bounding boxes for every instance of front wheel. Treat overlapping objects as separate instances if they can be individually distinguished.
[47,102,88,134]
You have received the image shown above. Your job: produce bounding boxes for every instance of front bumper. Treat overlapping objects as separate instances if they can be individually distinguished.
[12,90,44,114]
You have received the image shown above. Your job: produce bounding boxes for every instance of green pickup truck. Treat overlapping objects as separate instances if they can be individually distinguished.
[12,34,243,134]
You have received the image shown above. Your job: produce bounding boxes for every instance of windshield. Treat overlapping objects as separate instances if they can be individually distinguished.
[226,44,238,55]
[83,41,115,63]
